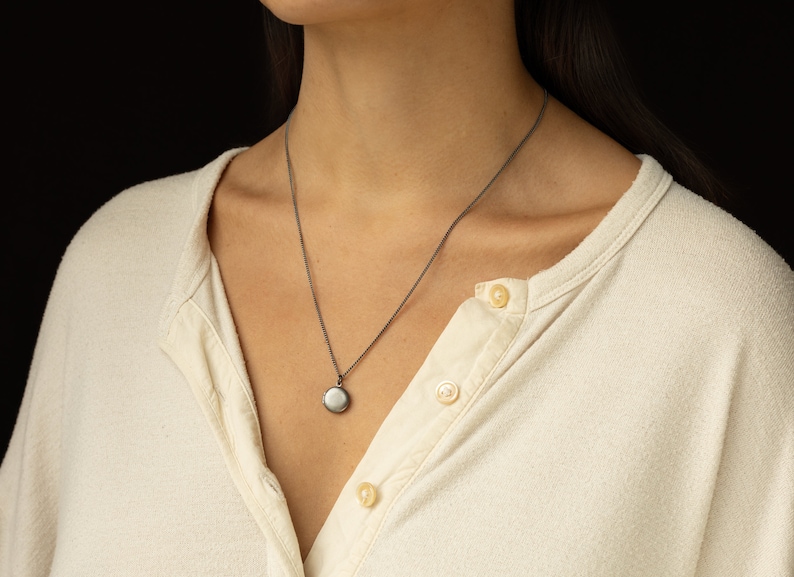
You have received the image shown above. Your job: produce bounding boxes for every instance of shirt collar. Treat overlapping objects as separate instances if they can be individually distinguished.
[157,148,246,340]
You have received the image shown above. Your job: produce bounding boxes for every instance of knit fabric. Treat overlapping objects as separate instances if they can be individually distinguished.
[1,152,792,576]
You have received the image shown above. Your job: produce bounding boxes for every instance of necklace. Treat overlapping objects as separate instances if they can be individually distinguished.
[285,88,548,413]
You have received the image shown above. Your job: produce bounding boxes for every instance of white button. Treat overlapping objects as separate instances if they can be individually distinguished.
[435,380,459,404]
[356,482,377,507]
[489,284,509,308]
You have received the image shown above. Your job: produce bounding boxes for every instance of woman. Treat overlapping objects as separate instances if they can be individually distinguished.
[2,1,791,575]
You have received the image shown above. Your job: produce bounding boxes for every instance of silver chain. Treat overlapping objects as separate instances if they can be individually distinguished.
[285,88,548,389]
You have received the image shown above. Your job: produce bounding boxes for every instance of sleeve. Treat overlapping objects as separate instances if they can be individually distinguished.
[0,255,74,576]
[694,267,794,576]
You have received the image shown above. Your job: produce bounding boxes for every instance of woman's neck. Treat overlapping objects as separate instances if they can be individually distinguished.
[282,0,547,213]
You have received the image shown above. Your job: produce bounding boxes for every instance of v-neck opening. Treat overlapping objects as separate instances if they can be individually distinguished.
[158,150,673,577]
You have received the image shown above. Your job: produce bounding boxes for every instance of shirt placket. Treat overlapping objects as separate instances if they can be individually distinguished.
[305,278,528,577]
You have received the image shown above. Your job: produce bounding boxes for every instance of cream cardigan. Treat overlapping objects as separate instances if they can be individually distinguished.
[1,152,792,576]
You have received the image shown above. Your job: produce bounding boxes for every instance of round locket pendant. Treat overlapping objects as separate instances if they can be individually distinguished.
[322,386,350,413]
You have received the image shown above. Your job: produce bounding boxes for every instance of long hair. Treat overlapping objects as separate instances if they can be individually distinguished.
[262,1,724,203]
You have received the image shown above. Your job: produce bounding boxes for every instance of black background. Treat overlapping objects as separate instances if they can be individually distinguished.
[2,1,791,457]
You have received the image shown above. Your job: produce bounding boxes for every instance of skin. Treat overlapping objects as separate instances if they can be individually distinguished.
[208,0,641,561]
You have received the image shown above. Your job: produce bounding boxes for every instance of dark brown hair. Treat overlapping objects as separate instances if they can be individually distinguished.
[262,1,723,203]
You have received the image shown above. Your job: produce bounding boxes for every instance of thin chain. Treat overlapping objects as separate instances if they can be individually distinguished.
[285,88,548,384]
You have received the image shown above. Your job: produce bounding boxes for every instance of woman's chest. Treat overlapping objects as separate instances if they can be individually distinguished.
[222,252,487,558]
[207,191,609,559]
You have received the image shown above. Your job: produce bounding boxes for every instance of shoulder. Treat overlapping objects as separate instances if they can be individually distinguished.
[68,169,198,259]
[622,174,793,378]
[70,172,192,251]
[49,150,242,316]
[51,172,195,311]
[637,180,792,311]
[60,150,241,279]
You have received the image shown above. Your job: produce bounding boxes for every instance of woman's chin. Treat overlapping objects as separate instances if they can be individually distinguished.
[260,0,413,27]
